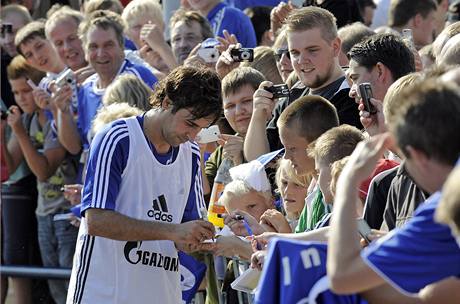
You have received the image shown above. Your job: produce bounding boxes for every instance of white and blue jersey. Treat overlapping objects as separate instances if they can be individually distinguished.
[67,115,205,304]
[255,238,367,304]
[362,191,460,295]
[77,59,157,150]
[207,2,257,48]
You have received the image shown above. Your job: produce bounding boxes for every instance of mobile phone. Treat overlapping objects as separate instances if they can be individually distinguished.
[358,83,377,114]
[27,79,38,90]
[357,218,372,243]
[196,125,221,144]
[198,48,219,63]
[402,28,415,49]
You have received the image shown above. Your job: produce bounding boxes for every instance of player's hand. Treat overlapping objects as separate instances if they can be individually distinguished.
[219,134,244,165]
[252,81,276,122]
[213,235,244,257]
[260,209,292,233]
[172,220,215,245]
[358,98,386,137]
[215,43,240,79]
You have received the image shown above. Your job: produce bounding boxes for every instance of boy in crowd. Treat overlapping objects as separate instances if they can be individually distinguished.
[244,6,361,161]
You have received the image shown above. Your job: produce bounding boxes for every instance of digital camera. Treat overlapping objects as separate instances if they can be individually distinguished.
[230,48,254,62]
[198,48,219,63]
[358,83,377,114]
[264,84,290,99]
[55,69,75,89]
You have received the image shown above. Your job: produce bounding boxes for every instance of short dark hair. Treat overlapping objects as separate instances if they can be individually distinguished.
[14,21,46,56]
[150,66,223,122]
[79,10,125,49]
[348,33,415,81]
[277,95,339,143]
[222,67,265,99]
[389,0,437,28]
[387,79,460,166]
[170,9,214,41]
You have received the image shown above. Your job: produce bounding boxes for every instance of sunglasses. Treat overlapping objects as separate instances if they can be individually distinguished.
[274,48,291,61]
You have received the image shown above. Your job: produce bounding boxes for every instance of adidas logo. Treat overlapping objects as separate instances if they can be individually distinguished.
[147,195,173,222]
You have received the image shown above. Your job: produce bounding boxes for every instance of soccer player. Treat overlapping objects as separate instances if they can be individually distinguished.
[66,66,222,304]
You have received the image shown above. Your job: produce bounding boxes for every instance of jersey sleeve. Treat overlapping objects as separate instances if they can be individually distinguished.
[361,192,460,295]
[80,120,130,215]
[181,143,206,223]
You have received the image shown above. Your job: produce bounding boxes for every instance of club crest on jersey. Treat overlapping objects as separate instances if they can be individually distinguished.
[147,194,173,222]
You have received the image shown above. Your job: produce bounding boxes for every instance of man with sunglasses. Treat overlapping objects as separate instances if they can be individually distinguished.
[244,6,361,161]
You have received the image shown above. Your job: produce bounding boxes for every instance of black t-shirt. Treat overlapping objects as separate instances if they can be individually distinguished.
[380,163,429,231]
[363,166,399,229]
[266,76,362,151]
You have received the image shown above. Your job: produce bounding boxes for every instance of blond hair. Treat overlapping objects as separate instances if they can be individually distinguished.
[103,74,153,111]
[221,180,272,212]
[308,125,364,165]
[285,6,337,43]
[92,103,143,135]
[383,73,422,123]
[122,0,164,31]
[275,158,310,191]
[45,7,84,39]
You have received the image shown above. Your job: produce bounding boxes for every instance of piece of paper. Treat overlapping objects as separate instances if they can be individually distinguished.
[230,267,261,294]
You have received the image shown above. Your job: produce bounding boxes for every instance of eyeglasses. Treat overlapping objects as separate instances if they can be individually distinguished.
[274,48,290,61]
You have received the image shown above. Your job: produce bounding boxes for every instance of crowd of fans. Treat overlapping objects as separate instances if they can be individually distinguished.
[1,0,460,303]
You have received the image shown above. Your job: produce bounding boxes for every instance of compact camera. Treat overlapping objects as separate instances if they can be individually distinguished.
[264,84,290,99]
[230,48,254,62]
[358,83,377,114]
[55,69,76,89]
[198,48,219,63]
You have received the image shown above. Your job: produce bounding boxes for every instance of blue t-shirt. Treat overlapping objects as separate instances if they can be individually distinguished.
[81,116,203,223]
[77,59,157,150]
[207,2,257,48]
[224,0,283,10]
[362,191,460,295]
[256,238,367,304]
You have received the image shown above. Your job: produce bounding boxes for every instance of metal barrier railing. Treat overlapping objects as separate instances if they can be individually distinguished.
[0,266,71,280]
